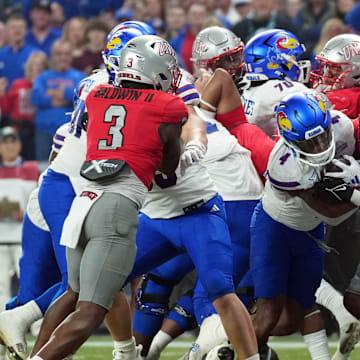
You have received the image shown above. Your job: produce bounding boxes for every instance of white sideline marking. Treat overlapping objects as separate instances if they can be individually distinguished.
[27,341,359,349]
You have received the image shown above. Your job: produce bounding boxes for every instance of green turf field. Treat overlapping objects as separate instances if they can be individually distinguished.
[37,334,360,360]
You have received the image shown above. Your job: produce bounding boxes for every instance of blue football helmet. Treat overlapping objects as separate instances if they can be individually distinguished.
[103,21,156,84]
[244,29,311,83]
[276,92,335,167]
[73,76,93,108]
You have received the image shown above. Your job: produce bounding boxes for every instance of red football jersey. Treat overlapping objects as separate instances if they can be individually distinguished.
[327,88,360,119]
[85,84,187,189]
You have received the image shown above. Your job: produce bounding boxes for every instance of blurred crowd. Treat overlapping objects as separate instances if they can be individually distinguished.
[0,0,359,163]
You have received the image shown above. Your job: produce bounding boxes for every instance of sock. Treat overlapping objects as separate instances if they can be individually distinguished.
[16,300,43,326]
[316,279,357,328]
[35,283,62,314]
[30,356,44,360]
[147,330,173,359]
[245,355,260,360]
[113,337,136,352]
[303,329,331,360]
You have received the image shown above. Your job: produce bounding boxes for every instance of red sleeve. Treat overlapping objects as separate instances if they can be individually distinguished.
[327,88,360,119]
[163,96,188,124]
[215,106,247,129]
[229,123,276,183]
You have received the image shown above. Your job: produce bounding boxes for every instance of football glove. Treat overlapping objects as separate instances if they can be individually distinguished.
[180,140,207,175]
[314,177,354,202]
[324,154,360,186]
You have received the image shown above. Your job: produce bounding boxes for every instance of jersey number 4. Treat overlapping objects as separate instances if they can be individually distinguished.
[98,105,126,150]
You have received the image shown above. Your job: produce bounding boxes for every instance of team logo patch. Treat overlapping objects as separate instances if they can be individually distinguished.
[275,37,299,50]
[277,111,292,132]
[106,37,121,50]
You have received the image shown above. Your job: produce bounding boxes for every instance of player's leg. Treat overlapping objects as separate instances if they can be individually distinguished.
[32,193,139,360]
[133,254,194,355]
[180,194,258,359]
[147,291,197,360]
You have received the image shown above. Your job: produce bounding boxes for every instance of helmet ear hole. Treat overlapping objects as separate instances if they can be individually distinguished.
[159,73,167,80]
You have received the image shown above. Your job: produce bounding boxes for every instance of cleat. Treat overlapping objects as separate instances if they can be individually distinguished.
[113,344,143,360]
[332,321,360,360]
[0,310,29,360]
[204,342,234,360]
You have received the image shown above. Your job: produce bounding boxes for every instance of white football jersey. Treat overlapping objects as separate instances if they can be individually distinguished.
[262,139,323,231]
[195,107,263,201]
[50,70,109,194]
[331,109,356,157]
[241,80,308,136]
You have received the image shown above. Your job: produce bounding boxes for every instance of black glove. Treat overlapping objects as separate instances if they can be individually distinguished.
[314,177,354,202]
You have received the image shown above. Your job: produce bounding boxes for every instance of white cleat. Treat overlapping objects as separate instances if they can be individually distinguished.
[332,321,360,360]
[0,310,28,360]
[112,344,143,360]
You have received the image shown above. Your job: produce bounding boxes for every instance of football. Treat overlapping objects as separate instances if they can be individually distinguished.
[324,156,351,173]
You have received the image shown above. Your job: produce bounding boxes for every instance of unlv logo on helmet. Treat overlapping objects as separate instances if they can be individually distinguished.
[157,41,176,57]
[341,42,360,61]
[193,38,207,56]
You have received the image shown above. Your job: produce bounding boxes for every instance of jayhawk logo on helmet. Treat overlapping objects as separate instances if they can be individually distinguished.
[275,37,300,50]
[106,37,122,50]
[277,111,292,132]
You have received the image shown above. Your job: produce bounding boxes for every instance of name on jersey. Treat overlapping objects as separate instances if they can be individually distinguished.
[241,95,255,116]
[93,86,154,103]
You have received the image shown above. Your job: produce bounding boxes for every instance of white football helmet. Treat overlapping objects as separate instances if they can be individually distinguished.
[191,26,245,79]
[116,35,181,93]
[311,34,360,92]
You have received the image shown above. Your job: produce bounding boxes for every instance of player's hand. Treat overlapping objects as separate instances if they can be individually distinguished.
[324,154,360,186]
[180,140,207,175]
[314,177,354,202]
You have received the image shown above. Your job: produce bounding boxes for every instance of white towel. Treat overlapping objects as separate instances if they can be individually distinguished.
[60,189,104,249]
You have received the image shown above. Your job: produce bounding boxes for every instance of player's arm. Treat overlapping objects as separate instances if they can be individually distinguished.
[290,187,357,218]
[179,105,208,173]
[158,122,183,177]
[199,68,244,116]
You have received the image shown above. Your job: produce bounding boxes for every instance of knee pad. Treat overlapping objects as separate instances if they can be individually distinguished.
[136,274,178,317]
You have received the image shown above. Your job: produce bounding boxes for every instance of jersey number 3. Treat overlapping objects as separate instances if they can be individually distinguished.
[98,105,126,150]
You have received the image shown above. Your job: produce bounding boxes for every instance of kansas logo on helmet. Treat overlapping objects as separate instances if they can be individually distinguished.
[277,111,292,132]
[106,37,121,50]
[275,37,299,50]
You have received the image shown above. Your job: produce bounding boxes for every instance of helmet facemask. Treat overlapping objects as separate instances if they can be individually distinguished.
[287,126,335,167]
[311,57,352,92]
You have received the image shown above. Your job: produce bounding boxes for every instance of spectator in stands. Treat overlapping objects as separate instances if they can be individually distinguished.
[232,0,298,42]
[293,0,336,58]
[25,0,62,57]
[30,39,85,161]
[72,19,108,76]
[215,0,241,26]
[283,0,302,21]
[345,0,360,33]
[50,1,66,29]
[0,21,8,48]
[165,5,187,42]
[0,14,36,90]
[0,126,39,312]
[0,52,49,161]
[311,17,347,65]
[171,3,208,73]
[335,0,357,21]
[61,16,87,58]
[234,0,252,21]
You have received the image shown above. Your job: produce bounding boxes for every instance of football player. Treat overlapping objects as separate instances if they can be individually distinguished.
[29,34,186,360]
